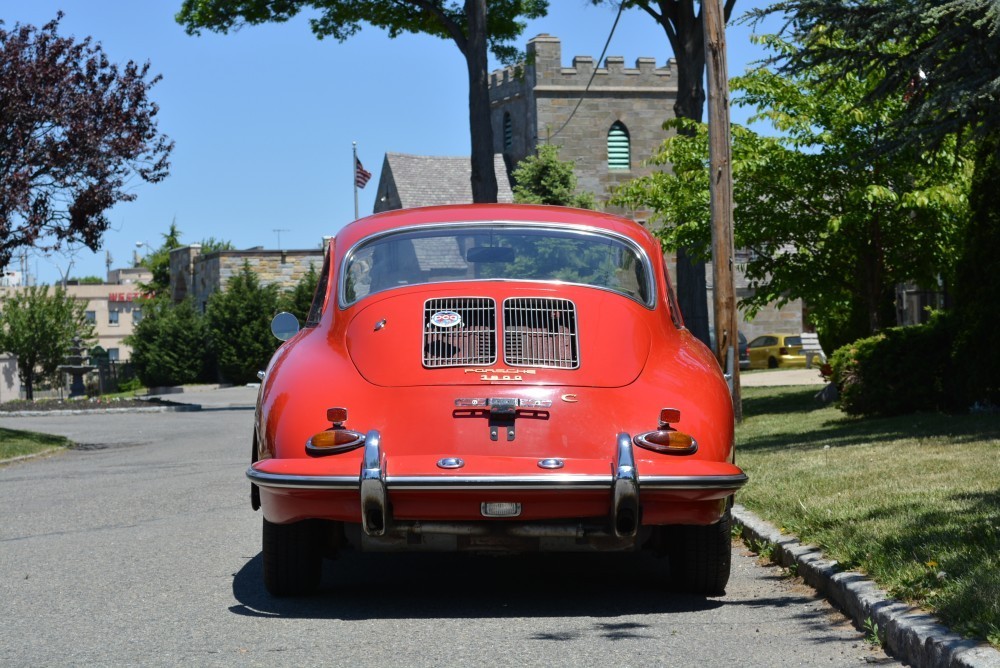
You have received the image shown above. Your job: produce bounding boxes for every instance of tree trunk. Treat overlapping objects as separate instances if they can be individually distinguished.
[465,0,499,203]
[666,4,711,346]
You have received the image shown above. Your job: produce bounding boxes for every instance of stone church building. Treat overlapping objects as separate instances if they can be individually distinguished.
[485,34,803,340]
[489,33,677,200]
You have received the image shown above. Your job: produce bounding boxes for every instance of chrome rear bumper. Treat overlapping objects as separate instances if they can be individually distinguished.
[246,430,748,538]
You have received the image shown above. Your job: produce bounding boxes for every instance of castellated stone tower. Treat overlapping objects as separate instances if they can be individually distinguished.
[489,34,678,200]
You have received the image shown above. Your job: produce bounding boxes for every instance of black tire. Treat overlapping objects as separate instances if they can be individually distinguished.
[262,518,322,596]
[767,356,779,369]
[666,511,732,596]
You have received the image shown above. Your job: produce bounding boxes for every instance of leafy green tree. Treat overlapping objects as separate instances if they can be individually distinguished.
[512,144,596,209]
[140,221,184,295]
[594,0,739,345]
[176,0,547,204]
[612,37,970,351]
[125,297,209,387]
[199,237,235,253]
[748,0,998,150]
[749,0,1000,403]
[0,285,94,400]
[0,15,173,273]
[205,262,282,384]
[282,263,320,324]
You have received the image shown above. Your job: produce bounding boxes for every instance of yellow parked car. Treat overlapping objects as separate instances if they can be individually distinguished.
[746,334,807,369]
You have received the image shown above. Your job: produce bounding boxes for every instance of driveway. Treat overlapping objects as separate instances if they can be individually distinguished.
[0,390,892,666]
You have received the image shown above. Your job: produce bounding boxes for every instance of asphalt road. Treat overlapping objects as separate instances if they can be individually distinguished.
[0,388,895,667]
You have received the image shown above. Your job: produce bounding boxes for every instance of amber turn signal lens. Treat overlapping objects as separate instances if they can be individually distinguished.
[633,430,698,455]
[306,428,365,456]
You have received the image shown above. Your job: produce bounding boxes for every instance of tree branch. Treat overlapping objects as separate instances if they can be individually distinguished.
[403,0,467,55]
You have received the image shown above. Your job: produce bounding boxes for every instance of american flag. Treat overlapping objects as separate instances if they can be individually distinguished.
[355,158,372,189]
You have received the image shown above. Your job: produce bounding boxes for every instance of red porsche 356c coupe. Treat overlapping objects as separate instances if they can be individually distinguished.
[249,204,746,596]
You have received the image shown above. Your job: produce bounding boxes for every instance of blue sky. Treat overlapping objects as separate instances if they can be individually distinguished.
[4,1,778,285]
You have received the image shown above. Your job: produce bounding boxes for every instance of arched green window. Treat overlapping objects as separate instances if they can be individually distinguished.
[503,112,513,150]
[607,121,630,170]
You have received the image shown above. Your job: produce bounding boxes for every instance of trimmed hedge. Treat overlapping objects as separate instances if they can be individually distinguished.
[830,313,960,417]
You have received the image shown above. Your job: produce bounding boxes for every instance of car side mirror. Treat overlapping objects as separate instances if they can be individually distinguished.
[270,312,300,341]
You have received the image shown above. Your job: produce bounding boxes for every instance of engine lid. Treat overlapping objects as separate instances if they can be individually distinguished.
[345,288,652,388]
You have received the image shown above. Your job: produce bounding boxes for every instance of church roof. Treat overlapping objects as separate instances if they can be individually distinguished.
[374,153,513,212]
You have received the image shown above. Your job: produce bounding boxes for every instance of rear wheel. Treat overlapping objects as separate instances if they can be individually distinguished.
[262,518,322,596]
[666,511,732,596]
[767,356,779,369]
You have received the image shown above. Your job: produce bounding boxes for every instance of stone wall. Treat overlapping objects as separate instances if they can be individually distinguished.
[170,247,325,311]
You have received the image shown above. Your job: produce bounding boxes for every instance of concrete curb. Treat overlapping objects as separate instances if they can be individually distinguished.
[733,504,1000,668]
[0,447,64,466]
[0,404,201,417]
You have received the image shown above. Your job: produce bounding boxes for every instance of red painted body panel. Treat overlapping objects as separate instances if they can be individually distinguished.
[252,204,742,542]
[346,286,651,387]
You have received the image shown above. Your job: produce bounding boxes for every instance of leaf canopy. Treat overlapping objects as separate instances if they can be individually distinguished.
[0,14,173,272]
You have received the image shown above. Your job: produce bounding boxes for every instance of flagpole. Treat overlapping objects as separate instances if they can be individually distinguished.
[352,141,359,220]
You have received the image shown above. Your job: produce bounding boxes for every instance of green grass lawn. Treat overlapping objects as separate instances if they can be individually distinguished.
[736,386,1000,647]
[0,426,71,461]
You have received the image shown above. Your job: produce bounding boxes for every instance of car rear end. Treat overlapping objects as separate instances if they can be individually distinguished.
[249,206,746,595]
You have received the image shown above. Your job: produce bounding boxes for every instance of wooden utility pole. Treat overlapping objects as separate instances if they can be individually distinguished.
[703,0,742,421]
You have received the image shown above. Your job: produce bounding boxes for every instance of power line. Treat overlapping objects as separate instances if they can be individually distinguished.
[545,2,626,142]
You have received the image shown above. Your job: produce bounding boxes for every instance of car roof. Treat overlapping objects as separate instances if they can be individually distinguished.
[333,204,656,251]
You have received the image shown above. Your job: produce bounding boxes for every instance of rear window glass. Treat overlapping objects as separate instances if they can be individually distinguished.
[341,224,653,307]
[785,336,802,346]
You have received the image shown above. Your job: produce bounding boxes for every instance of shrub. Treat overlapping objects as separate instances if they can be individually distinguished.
[830,313,959,417]
[126,297,210,388]
[205,262,282,385]
[118,377,144,393]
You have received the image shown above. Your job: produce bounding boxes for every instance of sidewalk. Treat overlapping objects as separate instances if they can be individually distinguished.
[146,384,259,409]
[740,367,827,387]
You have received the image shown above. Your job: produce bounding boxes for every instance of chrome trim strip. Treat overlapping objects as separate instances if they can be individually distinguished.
[612,432,640,538]
[384,474,612,490]
[340,221,656,309]
[248,467,746,493]
[360,430,388,536]
[640,474,749,490]
[245,468,357,489]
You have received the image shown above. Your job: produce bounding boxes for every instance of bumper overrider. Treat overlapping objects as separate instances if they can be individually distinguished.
[247,430,748,539]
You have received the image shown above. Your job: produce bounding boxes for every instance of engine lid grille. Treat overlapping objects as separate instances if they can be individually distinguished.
[422,297,497,368]
[503,297,579,369]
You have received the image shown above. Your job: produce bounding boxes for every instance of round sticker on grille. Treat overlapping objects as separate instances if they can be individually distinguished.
[429,310,463,328]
